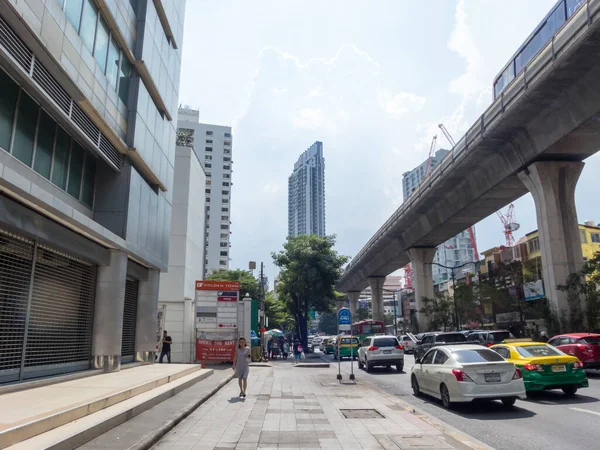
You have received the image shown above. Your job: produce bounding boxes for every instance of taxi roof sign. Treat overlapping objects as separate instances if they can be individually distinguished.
[503,338,533,343]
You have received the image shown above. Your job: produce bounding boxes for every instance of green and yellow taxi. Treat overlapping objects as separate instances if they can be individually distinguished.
[325,337,337,355]
[333,336,359,360]
[491,339,588,396]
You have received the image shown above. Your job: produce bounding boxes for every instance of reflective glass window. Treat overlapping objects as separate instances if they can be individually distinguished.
[0,70,19,151]
[81,154,96,206]
[64,0,83,31]
[33,111,56,179]
[12,92,38,166]
[567,0,584,17]
[106,37,120,89]
[67,141,84,198]
[80,0,98,53]
[52,127,70,189]
[94,16,109,73]
[118,58,131,105]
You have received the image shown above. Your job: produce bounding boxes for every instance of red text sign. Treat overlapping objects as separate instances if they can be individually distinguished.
[196,339,236,362]
[195,280,240,291]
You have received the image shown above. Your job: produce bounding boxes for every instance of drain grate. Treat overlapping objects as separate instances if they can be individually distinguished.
[388,435,455,449]
[340,409,384,419]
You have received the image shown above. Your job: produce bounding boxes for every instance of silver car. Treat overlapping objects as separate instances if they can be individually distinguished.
[358,335,404,372]
[400,335,417,354]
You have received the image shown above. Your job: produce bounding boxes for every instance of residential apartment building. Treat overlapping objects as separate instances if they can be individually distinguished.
[402,149,449,201]
[177,108,233,276]
[288,141,325,237]
[0,0,185,383]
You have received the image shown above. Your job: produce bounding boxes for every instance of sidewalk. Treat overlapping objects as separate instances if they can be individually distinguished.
[148,361,492,450]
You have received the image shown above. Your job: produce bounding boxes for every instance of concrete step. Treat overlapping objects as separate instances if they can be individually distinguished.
[0,365,209,449]
[5,368,214,450]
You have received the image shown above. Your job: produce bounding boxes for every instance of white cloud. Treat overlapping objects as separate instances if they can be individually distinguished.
[292,108,325,129]
[378,90,426,120]
[305,86,324,99]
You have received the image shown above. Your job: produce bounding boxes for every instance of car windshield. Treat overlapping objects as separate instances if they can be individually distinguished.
[341,338,358,345]
[516,345,562,357]
[453,349,505,363]
[489,331,513,342]
[436,333,467,343]
[373,337,398,347]
[578,336,600,344]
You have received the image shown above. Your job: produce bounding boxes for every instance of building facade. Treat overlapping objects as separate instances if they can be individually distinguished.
[288,141,325,237]
[158,145,206,363]
[402,149,449,201]
[0,0,185,383]
[177,108,233,276]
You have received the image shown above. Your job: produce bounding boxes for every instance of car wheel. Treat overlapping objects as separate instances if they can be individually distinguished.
[501,398,516,407]
[396,364,404,373]
[366,359,372,373]
[440,384,452,409]
[562,385,578,396]
[358,357,364,369]
[411,375,421,396]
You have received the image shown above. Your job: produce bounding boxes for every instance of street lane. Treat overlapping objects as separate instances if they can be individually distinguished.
[320,350,600,450]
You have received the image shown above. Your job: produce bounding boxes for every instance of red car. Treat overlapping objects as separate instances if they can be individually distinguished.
[548,333,600,370]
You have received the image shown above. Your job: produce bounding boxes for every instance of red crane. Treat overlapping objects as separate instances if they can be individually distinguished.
[497,204,519,247]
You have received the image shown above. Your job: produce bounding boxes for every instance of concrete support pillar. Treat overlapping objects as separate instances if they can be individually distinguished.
[408,247,436,333]
[135,269,160,363]
[518,161,586,329]
[348,291,360,318]
[92,250,128,372]
[368,277,386,323]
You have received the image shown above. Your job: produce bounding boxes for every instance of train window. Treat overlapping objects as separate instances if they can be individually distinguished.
[567,0,584,17]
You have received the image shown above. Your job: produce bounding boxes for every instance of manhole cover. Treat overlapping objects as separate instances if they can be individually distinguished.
[340,409,384,419]
[388,435,455,449]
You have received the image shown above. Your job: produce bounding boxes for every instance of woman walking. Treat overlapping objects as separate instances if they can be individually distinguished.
[233,337,250,397]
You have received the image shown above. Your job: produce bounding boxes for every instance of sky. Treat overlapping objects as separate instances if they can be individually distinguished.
[179,0,600,285]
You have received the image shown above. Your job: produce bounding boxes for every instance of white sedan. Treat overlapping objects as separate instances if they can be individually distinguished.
[410,345,526,408]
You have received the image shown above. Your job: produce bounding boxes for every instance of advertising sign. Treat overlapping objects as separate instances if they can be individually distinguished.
[196,339,236,362]
[218,291,238,302]
[524,280,545,301]
[196,280,240,332]
[196,280,240,291]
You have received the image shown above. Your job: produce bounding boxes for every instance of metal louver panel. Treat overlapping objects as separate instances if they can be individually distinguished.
[0,16,33,72]
[24,245,96,379]
[0,230,34,384]
[121,280,139,362]
[0,16,123,171]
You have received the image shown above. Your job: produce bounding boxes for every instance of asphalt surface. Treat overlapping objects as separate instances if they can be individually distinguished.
[318,349,600,450]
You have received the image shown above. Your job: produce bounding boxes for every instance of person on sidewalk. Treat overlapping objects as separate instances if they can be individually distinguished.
[159,330,172,363]
[293,340,302,363]
[233,337,250,397]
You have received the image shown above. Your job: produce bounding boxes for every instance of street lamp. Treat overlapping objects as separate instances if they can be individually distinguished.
[426,261,476,331]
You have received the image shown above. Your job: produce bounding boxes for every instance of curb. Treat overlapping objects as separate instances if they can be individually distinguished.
[126,373,235,450]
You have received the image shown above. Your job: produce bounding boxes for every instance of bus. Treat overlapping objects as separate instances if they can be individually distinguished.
[351,320,385,342]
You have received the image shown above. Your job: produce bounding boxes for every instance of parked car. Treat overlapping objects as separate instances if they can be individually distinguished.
[358,335,405,372]
[399,334,417,354]
[333,336,360,360]
[319,337,330,352]
[469,330,515,347]
[491,340,588,396]
[312,336,324,350]
[307,335,315,353]
[411,345,526,409]
[548,333,600,370]
[414,332,468,360]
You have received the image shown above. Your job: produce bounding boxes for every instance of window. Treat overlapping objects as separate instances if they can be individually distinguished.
[528,237,540,253]
[372,337,399,348]
[67,142,84,198]
[93,17,109,73]
[33,111,56,179]
[223,157,231,162]
[205,189,211,194]
[205,163,211,168]
[221,207,229,212]
[435,333,466,343]
[453,349,504,363]
[580,229,587,244]
[223,165,230,170]
[206,139,213,144]
[52,127,70,189]
[106,36,120,89]
[591,233,600,243]
[65,0,84,31]
[224,141,231,146]
[567,0,585,16]
[223,174,230,179]
[0,70,19,151]
[222,190,229,195]
[578,336,600,344]
[206,179,211,185]
[206,131,213,136]
[220,233,228,238]
[362,339,370,347]
[220,225,228,230]
[224,149,231,155]
[493,347,510,359]
[205,147,212,152]
[12,92,38,166]
[80,0,98,53]
[223,199,229,204]
[221,215,228,220]
[421,350,436,365]
[220,251,228,257]
[220,242,227,247]
[118,58,131,105]
[434,351,448,365]
[222,182,229,187]
[205,155,212,160]
[224,132,231,138]
[220,260,227,265]
[81,154,96,206]
[516,345,562,358]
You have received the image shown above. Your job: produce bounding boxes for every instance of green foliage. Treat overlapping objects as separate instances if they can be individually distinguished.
[206,268,260,300]
[318,311,338,335]
[355,307,370,321]
[420,292,454,331]
[264,291,295,331]
[272,234,349,348]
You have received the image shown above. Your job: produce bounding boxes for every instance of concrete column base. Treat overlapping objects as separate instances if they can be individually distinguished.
[135,351,155,364]
[136,270,161,357]
[518,161,586,330]
[92,355,120,373]
[348,291,360,317]
[368,277,386,323]
[408,247,436,332]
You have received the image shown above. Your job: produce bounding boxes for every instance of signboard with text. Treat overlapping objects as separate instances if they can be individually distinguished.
[196,281,240,291]
[338,307,351,331]
[196,280,240,332]
[195,339,236,362]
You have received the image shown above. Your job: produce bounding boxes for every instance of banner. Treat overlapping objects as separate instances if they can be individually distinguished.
[196,339,236,362]
[524,280,545,301]
[196,280,240,291]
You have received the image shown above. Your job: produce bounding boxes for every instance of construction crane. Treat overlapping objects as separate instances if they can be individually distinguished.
[438,123,456,147]
[497,204,520,247]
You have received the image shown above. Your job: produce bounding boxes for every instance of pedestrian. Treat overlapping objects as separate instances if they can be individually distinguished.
[267,338,273,359]
[293,340,302,363]
[159,330,172,363]
[539,331,549,343]
[233,337,250,397]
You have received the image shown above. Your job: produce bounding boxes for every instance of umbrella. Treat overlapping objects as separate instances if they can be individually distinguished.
[266,329,284,337]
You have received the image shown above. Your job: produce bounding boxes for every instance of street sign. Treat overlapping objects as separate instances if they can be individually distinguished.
[338,307,351,331]
[218,323,237,328]
[196,281,240,291]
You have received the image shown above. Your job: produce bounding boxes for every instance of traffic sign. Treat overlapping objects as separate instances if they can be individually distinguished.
[338,308,351,325]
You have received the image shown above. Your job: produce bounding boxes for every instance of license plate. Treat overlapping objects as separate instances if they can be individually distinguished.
[484,373,501,382]
[383,350,392,354]
[552,365,566,372]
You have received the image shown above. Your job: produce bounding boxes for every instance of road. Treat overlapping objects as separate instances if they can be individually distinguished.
[317,350,600,450]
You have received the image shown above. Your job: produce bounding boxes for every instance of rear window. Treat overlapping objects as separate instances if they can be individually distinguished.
[436,333,467,343]
[578,336,600,344]
[489,332,513,342]
[341,338,359,345]
[373,337,399,347]
[516,345,562,357]
[453,349,505,363]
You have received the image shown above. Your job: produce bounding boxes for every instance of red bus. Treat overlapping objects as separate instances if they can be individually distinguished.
[351,320,385,342]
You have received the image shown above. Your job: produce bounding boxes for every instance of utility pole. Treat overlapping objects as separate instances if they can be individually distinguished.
[259,262,265,360]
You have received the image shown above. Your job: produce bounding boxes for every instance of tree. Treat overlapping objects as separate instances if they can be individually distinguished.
[318,311,338,335]
[264,291,295,331]
[355,308,370,321]
[206,269,259,300]
[272,234,349,349]
[420,292,454,331]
